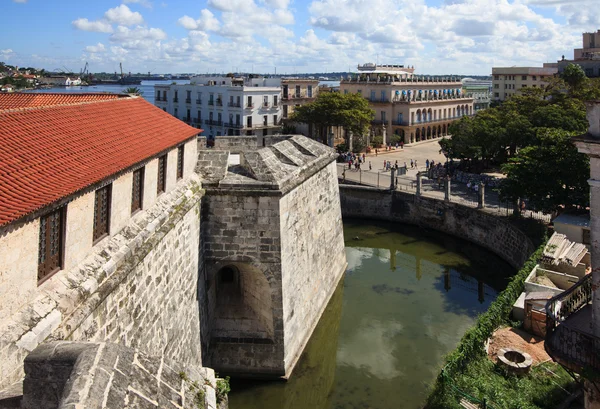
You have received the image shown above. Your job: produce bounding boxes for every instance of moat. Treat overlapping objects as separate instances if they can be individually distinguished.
[228,220,514,409]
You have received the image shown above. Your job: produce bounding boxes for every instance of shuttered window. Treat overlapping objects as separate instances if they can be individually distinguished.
[157,154,167,194]
[93,184,111,242]
[131,167,144,213]
[38,207,65,283]
[177,145,184,180]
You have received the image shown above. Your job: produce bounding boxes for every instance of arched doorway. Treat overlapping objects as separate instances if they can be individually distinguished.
[214,263,274,340]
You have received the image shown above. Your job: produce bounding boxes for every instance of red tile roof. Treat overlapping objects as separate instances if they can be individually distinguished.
[0,92,122,111]
[0,94,201,227]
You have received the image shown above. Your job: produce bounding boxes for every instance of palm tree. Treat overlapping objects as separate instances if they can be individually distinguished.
[124,87,143,96]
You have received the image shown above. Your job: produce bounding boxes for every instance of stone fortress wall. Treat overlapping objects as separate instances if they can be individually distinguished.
[338,185,535,269]
[197,135,347,378]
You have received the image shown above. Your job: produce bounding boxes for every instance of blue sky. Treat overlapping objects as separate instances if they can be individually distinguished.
[1,0,598,75]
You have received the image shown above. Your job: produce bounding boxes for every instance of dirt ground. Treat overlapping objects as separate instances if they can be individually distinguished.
[488,327,552,365]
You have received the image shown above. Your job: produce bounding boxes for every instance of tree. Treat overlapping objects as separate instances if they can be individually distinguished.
[289,92,374,147]
[499,128,589,213]
[561,63,588,92]
[124,87,143,95]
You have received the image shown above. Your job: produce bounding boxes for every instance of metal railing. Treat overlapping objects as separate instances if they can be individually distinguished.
[228,102,241,107]
[223,122,243,128]
[204,119,223,126]
[545,274,599,372]
[185,98,191,103]
[196,99,202,104]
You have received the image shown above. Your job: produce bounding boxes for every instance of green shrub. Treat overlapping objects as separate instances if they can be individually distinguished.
[427,240,548,408]
[216,376,230,403]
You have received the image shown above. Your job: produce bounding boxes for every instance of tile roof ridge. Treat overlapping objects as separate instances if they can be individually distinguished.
[0,94,135,114]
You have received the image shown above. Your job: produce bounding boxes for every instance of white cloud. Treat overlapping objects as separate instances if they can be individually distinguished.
[1,49,14,54]
[12,0,27,3]
[110,25,167,42]
[85,43,106,53]
[72,18,114,33]
[177,9,220,31]
[104,5,144,26]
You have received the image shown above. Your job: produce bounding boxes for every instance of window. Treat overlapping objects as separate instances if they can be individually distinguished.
[295,85,301,97]
[522,75,527,80]
[38,207,65,283]
[93,184,111,243]
[494,84,499,89]
[186,90,191,103]
[177,145,184,180]
[273,114,278,124]
[157,154,167,194]
[370,90,376,101]
[494,92,499,97]
[263,95,269,107]
[263,115,268,126]
[494,75,499,80]
[236,114,240,125]
[533,76,537,80]
[174,90,178,102]
[247,116,252,127]
[131,167,144,213]
[156,90,160,100]
[381,90,386,101]
[283,105,288,118]
[162,90,166,100]
[344,89,348,94]
[357,89,362,95]
[174,108,178,117]
[381,111,386,122]
[307,85,313,98]
[247,96,252,107]
[273,95,278,107]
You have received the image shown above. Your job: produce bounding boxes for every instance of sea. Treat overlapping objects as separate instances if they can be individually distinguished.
[26,79,341,104]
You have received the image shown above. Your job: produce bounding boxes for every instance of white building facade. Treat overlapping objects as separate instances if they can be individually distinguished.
[155,76,283,141]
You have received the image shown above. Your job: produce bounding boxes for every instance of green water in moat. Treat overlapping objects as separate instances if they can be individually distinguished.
[228,221,514,409]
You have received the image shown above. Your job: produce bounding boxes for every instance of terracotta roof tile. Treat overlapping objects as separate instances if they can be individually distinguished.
[0,94,201,227]
[0,92,123,111]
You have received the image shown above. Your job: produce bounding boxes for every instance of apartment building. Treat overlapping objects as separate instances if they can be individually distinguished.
[491,67,558,102]
[556,29,600,78]
[155,76,282,141]
[462,78,492,111]
[340,63,474,145]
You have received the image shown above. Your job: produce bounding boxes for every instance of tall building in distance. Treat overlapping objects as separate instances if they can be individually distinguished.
[155,75,282,142]
[556,29,600,78]
[340,63,474,145]
[491,66,558,102]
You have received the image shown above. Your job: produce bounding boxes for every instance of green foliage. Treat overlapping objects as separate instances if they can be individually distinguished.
[372,134,383,146]
[124,86,143,95]
[561,63,588,91]
[282,124,297,134]
[427,241,551,408]
[289,92,374,142]
[500,128,590,213]
[216,376,230,403]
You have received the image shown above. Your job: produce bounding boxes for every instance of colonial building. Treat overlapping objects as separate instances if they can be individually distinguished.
[545,101,600,408]
[155,76,282,141]
[556,29,600,78]
[281,78,319,135]
[491,66,558,102]
[340,63,474,145]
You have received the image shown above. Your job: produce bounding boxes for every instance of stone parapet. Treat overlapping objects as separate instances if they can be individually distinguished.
[22,341,222,409]
[339,185,535,269]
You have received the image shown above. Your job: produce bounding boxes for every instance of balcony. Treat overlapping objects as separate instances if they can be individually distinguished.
[173,98,179,103]
[372,119,388,125]
[204,119,223,126]
[216,100,223,107]
[208,100,214,106]
[193,118,202,124]
[196,99,202,104]
[392,120,410,126]
[228,102,241,108]
[545,274,599,373]
[262,103,270,109]
[185,98,191,104]
[245,103,254,109]
[282,92,312,101]
[369,98,390,104]
[224,122,243,129]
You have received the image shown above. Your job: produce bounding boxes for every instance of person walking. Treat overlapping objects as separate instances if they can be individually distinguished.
[425,159,430,170]
[415,160,418,169]
[400,141,404,149]
[369,161,372,170]
[410,159,414,168]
